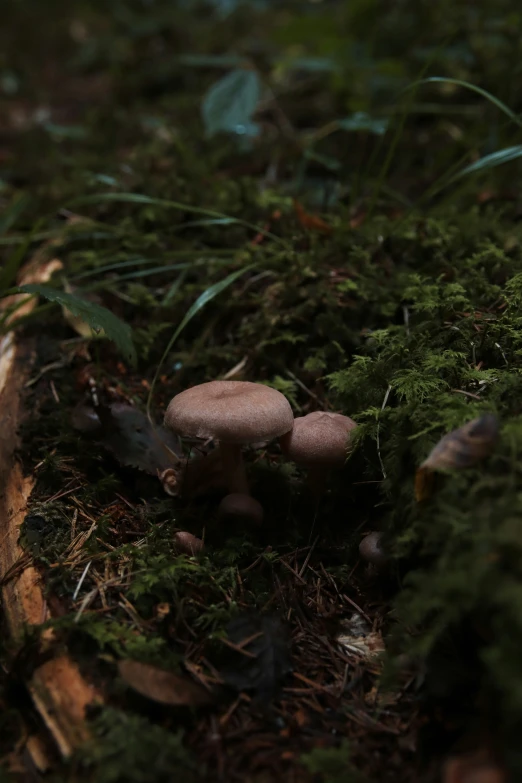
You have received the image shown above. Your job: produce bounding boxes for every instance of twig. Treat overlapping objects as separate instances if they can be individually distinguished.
[376,385,392,480]
[72,560,92,601]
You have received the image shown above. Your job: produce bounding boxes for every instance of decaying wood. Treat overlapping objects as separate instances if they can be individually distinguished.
[0,243,100,761]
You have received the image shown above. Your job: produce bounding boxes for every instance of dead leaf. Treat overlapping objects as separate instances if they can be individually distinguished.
[72,402,183,476]
[118,659,213,706]
[414,464,435,502]
[216,614,292,702]
[421,414,499,472]
[336,613,385,661]
[415,414,499,501]
[293,199,333,235]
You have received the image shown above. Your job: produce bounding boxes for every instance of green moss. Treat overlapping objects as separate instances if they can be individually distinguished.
[66,708,202,783]
[301,742,367,783]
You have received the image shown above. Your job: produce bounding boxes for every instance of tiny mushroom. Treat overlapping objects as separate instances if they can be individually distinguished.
[174,531,204,556]
[218,493,264,526]
[280,411,357,498]
[359,531,388,566]
[164,381,294,495]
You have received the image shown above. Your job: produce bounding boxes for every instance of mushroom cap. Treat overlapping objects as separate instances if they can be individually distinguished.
[280,411,357,466]
[359,531,388,566]
[165,381,293,444]
[218,493,264,526]
[174,531,204,556]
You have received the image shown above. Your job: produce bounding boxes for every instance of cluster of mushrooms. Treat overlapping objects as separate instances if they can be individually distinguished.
[164,380,386,564]
[163,380,356,523]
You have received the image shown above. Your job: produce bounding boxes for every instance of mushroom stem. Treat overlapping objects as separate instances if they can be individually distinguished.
[305,466,328,501]
[219,442,249,494]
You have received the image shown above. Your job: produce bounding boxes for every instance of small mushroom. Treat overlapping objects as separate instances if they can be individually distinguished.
[443,753,505,783]
[164,381,293,495]
[218,493,264,526]
[359,531,388,566]
[280,411,357,498]
[174,531,204,556]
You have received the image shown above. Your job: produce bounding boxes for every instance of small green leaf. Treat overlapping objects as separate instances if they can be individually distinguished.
[15,284,137,365]
[338,112,389,136]
[449,145,522,183]
[201,68,262,138]
[43,122,88,139]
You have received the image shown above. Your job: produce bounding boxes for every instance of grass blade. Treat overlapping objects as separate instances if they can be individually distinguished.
[403,77,522,127]
[67,192,290,249]
[147,264,256,417]
[365,40,450,216]
[447,145,522,184]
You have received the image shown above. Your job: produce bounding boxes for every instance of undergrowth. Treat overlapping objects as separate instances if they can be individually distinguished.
[2,0,522,781]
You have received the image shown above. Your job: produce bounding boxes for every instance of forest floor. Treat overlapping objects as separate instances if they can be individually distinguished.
[1,1,522,782]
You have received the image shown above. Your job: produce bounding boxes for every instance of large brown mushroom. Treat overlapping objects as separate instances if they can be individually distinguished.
[218,493,264,526]
[164,381,293,495]
[280,411,357,497]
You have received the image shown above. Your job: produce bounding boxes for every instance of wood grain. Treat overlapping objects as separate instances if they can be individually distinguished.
[0,245,100,760]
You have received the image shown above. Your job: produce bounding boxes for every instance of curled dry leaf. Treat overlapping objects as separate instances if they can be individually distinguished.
[118,659,213,707]
[414,464,436,503]
[336,613,385,662]
[421,414,499,472]
[415,414,499,502]
[293,199,333,235]
[216,614,292,703]
[72,402,183,478]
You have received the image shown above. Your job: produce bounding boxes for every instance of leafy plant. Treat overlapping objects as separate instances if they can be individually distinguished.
[7,284,137,365]
[201,67,262,138]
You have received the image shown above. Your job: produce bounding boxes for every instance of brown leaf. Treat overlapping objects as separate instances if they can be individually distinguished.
[421,414,499,472]
[414,465,435,502]
[416,414,499,502]
[72,402,183,477]
[293,199,333,235]
[118,660,213,706]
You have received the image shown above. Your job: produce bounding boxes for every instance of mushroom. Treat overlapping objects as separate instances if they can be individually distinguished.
[218,493,264,526]
[359,531,388,566]
[174,531,204,556]
[279,411,357,498]
[164,381,294,495]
